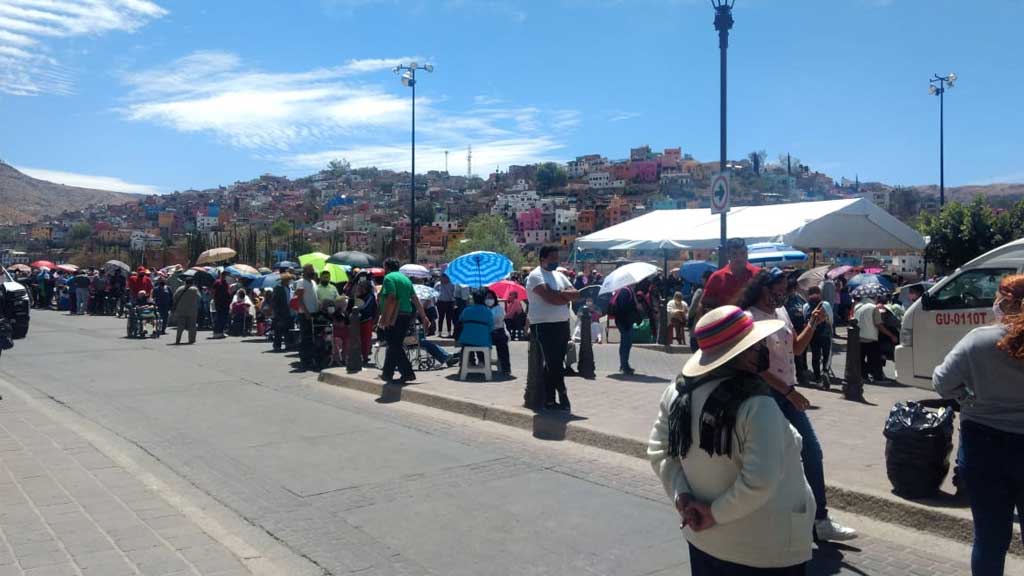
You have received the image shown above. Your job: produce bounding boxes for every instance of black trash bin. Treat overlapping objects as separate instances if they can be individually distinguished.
[883,401,955,499]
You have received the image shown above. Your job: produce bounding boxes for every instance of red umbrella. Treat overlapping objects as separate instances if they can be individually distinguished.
[30,260,55,269]
[368,267,385,277]
[489,280,527,301]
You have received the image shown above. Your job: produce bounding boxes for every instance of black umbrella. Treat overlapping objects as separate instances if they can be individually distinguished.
[326,251,379,268]
[181,268,215,287]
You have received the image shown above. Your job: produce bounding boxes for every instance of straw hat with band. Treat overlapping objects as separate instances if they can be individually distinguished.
[683,305,784,378]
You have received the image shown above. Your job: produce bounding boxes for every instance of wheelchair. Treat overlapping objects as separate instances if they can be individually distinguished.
[372,320,439,372]
[126,305,160,339]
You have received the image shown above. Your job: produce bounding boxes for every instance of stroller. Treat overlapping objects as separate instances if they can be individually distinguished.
[127,303,160,339]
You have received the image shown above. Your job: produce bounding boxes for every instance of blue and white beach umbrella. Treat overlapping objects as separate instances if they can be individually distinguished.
[444,251,513,287]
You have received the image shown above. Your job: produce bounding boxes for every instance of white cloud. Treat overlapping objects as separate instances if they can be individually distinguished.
[608,111,642,122]
[122,51,581,174]
[16,166,160,194]
[121,51,419,150]
[0,0,166,95]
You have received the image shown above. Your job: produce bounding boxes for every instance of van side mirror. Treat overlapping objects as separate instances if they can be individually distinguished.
[921,293,934,311]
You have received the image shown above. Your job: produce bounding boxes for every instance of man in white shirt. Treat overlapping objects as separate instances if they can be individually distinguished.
[854,295,895,381]
[293,265,321,370]
[525,245,578,412]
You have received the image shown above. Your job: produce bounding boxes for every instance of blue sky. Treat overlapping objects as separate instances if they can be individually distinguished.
[1,0,1022,194]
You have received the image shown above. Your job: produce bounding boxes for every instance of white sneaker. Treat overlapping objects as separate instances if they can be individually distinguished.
[814,518,858,542]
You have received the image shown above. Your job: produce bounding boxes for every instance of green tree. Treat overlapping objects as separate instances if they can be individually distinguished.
[445,214,526,269]
[68,222,92,244]
[535,162,567,192]
[270,219,291,238]
[920,196,998,272]
[327,158,350,177]
[992,199,1024,246]
[414,202,436,226]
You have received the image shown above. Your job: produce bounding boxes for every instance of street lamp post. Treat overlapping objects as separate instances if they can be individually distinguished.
[394,62,433,263]
[929,73,956,207]
[713,0,734,267]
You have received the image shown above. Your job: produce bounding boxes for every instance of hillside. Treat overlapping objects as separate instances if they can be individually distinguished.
[0,162,135,225]
[915,183,1024,203]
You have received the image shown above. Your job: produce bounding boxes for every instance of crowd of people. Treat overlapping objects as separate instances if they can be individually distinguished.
[19,240,1024,575]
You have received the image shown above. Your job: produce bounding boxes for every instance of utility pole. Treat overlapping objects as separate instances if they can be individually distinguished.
[393,62,433,263]
[713,1,734,267]
[929,73,956,207]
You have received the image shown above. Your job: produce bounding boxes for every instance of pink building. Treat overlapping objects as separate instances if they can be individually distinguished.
[516,207,543,231]
[628,160,659,183]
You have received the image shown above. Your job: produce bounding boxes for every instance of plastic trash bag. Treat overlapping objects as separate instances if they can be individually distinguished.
[883,401,954,499]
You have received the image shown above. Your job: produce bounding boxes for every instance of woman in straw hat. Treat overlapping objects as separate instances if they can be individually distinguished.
[648,305,815,575]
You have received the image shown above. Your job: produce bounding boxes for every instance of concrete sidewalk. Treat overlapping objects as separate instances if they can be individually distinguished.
[0,385,258,576]
[320,337,1002,552]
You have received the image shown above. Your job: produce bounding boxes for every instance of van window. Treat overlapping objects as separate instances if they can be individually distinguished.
[927,268,1015,310]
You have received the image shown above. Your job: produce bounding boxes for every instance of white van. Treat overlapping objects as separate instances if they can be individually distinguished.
[895,238,1024,390]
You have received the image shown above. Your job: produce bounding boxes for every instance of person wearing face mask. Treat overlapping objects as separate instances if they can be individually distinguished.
[648,305,815,574]
[484,288,511,374]
[739,269,856,542]
[525,245,579,411]
[934,274,1024,576]
[802,286,834,385]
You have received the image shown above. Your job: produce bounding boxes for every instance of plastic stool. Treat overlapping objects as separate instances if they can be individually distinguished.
[459,346,493,381]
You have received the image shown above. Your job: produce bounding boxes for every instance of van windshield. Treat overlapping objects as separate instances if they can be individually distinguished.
[927,268,1015,310]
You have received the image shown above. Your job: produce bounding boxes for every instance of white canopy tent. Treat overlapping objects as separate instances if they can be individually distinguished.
[576,198,925,252]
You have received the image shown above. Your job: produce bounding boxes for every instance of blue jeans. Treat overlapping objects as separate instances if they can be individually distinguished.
[419,335,449,363]
[959,420,1024,576]
[618,323,633,371]
[772,390,827,521]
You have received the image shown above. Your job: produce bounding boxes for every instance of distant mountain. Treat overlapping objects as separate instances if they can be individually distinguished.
[0,162,135,225]
[915,183,1024,203]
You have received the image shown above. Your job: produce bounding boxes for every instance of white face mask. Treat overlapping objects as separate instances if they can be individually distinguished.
[485,298,496,307]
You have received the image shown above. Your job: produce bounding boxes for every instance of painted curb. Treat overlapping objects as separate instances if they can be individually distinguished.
[318,368,1019,555]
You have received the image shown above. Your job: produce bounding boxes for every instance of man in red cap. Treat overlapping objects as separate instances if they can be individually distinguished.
[127,267,153,298]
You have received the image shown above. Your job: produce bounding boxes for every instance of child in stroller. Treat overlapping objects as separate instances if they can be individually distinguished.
[127,290,159,338]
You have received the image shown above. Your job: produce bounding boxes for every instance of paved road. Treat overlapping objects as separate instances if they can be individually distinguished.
[0,310,997,575]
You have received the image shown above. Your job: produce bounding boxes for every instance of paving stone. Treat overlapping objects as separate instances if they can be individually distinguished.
[23,563,80,576]
[126,546,191,575]
[16,548,70,570]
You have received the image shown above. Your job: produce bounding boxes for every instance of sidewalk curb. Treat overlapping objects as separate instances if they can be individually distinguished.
[318,369,1018,555]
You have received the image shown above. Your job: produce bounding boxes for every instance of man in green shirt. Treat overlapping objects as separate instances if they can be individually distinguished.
[378,257,419,383]
[316,271,339,307]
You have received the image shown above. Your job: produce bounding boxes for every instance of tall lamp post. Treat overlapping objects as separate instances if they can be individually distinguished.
[928,73,956,207]
[394,61,433,262]
[713,0,734,267]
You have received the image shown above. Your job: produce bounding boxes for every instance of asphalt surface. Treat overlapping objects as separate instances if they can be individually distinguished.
[0,310,997,575]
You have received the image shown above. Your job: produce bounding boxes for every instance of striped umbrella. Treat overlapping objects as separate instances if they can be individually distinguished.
[445,251,513,287]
